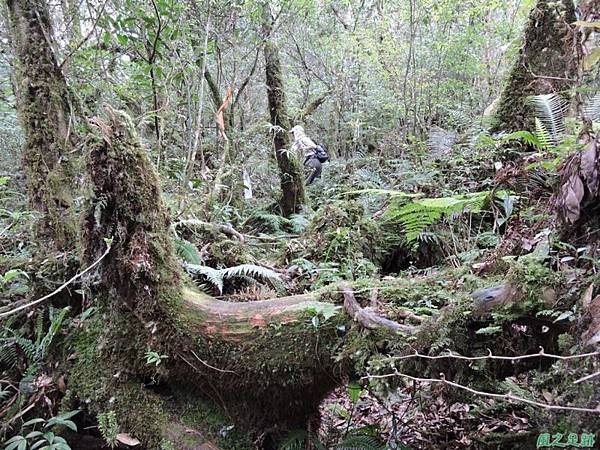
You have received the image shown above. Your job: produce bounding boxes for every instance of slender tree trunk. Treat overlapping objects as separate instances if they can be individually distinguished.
[492,0,577,132]
[262,4,306,217]
[6,0,78,250]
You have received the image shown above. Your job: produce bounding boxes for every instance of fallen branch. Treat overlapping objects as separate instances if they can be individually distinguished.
[363,372,600,414]
[172,219,245,243]
[340,285,415,333]
[389,347,600,363]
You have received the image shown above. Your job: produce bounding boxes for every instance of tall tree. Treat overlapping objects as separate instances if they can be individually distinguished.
[262,3,306,216]
[6,0,78,249]
[492,0,577,132]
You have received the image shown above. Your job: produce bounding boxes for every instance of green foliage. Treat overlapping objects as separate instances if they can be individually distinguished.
[173,238,203,264]
[278,431,385,450]
[4,410,79,450]
[97,411,118,449]
[145,350,168,366]
[383,192,490,244]
[0,307,69,377]
[243,210,310,235]
[185,263,283,294]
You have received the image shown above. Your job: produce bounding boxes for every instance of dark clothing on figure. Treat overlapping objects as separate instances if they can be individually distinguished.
[304,156,322,184]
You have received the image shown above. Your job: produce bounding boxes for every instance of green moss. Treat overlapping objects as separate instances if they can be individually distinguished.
[492,0,576,133]
[65,313,170,448]
[179,398,253,450]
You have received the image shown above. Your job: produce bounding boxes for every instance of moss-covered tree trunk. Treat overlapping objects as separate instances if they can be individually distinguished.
[262,5,307,217]
[6,0,78,249]
[492,0,577,132]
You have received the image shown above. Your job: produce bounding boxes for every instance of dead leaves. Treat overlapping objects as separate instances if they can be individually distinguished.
[556,137,599,224]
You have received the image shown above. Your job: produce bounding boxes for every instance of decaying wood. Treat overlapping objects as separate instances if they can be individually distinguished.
[340,285,415,333]
[172,219,245,242]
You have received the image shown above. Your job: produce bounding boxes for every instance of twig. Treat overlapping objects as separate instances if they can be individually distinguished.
[0,244,111,319]
[574,370,600,385]
[59,0,109,69]
[363,372,600,414]
[191,350,237,374]
[389,347,600,363]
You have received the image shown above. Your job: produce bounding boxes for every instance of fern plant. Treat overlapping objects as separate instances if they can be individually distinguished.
[583,93,600,122]
[184,263,283,294]
[525,93,568,146]
[278,431,386,450]
[0,306,69,377]
[384,192,490,244]
[173,238,203,265]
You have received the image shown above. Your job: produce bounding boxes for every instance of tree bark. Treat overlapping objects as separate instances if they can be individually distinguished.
[492,0,577,132]
[6,0,78,249]
[262,4,306,217]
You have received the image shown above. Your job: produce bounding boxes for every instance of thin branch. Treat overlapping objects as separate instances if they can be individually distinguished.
[389,347,600,363]
[363,372,600,414]
[574,370,600,385]
[59,0,109,69]
[0,244,111,319]
[191,350,237,374]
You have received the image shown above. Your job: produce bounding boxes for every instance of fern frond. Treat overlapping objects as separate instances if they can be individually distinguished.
[174,238,203,265]
[34,311,44,348]
[583,93,600,122]
[384,192,489,244]
[37,306,69,360]
[222,264,282,284]
[185,264,224,294]
[526,94,568,145]
[12,336,36,362]
[289,214,310,234]
[0,340,18,368]
[534,118,551,149]
[333,435,385,450]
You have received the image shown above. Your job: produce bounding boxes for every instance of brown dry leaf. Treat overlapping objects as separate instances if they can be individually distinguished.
[561,174,585,223]
[116,433,141,447]
[57,375,67,393]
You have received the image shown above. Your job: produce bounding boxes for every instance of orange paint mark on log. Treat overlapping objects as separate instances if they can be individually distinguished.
[250,314,267,328]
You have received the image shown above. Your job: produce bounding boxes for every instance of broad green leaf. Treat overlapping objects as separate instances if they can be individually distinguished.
[347,382,362,404]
